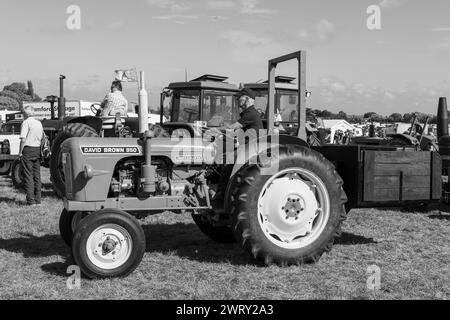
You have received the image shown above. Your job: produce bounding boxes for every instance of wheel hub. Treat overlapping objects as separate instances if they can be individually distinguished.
[102,237,117,255]
[282,197,304,220]
[86,225,133,270]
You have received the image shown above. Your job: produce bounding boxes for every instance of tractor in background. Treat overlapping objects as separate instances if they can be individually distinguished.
[159,74,240,136]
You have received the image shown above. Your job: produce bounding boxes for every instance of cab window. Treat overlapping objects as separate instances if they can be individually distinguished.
[172,90,200,123]
[203,91,239,127]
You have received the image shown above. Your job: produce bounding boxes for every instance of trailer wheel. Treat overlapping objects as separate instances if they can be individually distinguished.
[50,123,99,198]
[11,158,24,189]
[59,209,88,247]
[0,161,11,175]
[191,213,236,243]
[71,209,145,279]
[231,145,347,266]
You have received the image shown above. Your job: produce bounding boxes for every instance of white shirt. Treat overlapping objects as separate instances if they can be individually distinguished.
[101,91,129,117]
[20,117,44,147]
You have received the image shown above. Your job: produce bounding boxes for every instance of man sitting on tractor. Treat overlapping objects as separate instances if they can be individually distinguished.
[99,80,129,117]
[225,88,263,133]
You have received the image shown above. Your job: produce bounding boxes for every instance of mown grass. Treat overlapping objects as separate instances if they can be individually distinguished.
[0,169,448,300]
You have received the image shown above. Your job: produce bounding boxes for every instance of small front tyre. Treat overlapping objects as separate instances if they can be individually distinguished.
[59,209,87,247]
[71,209,146,279]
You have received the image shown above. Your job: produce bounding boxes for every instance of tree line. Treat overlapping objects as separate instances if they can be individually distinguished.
[0,81,42,111]
[306,109,437,124]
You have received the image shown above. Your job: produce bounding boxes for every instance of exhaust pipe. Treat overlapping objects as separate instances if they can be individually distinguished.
[437,97,448,141]
[58,75,66,119]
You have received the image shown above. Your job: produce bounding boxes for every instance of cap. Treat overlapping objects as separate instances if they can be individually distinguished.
[235,88,257,100]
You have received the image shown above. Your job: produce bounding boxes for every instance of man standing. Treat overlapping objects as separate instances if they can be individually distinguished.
[19,105,44,205]
[99,80,129,117]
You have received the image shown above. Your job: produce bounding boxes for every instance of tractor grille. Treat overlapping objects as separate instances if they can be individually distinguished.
[62,152,73,199]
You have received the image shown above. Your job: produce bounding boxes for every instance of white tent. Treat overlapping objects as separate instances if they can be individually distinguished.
[321,119,356,143]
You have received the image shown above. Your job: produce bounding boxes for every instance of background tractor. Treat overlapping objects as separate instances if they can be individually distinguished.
[59,51,443,279]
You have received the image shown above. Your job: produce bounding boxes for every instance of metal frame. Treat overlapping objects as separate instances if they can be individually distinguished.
[268,51,306,140]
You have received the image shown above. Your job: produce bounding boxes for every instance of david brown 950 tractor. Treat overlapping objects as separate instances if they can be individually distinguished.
[60,51,441,278]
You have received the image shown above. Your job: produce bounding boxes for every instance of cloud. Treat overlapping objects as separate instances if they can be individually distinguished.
[207,0,237,10]
[153,14,201,24]
[310,76,450,115]
[298,19,338,45]
[431,27,450,32]
[220,30,289,64]
[146,0,191,12]
[238,0,274,15]
[379,0,409,9]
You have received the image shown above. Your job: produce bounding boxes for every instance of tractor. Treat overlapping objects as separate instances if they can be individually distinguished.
[59,51,443,279]
[49,74,241,198]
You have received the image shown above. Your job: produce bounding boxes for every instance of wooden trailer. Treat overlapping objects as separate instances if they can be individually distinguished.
[314,145,442,209]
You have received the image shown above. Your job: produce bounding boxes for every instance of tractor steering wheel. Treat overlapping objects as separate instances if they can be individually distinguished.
[91,104,101,116]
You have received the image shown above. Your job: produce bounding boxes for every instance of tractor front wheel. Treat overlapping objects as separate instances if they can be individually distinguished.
[231,145,347,266]
[71,209,146,279]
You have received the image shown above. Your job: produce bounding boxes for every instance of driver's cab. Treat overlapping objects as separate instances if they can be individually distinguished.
[161,75,240,136]
[243,76,303,136]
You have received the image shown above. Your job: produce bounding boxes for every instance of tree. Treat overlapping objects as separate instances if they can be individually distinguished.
[306,108,317,122]
[0,81,41,111]
[318,110,334,119]
[388,113,403,122]
[337,111,348,120]
[403,113,414,123]
[364,112,377,119]
[0,96,20,110]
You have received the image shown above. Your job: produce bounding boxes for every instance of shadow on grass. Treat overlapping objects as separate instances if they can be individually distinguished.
[335,232,378,245]
[428,214,450,221]
[41,262,74,277]
[0,197,25,205]
[142,223,256,266]
[0,233,69,258]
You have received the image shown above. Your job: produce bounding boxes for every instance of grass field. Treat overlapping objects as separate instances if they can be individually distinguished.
[0,168,448,300]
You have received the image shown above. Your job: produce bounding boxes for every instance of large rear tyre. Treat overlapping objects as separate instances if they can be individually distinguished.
[59,209,88,247]
[11,158,24,189]
[231,145,347,266]
[191,213,236,243]
[71,209,145,279]
[50,123,98,198]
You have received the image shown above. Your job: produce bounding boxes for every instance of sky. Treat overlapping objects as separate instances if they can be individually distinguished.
[0,0,449,115]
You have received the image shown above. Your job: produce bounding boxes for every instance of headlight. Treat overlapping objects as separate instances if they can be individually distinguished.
[84,164,94,179]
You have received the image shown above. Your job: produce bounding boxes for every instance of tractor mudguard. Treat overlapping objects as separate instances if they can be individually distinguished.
[229,134,309,178]
[66,116,104,135]
[387,133,419,146]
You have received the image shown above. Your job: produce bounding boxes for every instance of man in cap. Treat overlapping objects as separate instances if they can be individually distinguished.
[225,88,264,132]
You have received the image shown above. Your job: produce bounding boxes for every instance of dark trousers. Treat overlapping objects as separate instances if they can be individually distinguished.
[21,146,41,204]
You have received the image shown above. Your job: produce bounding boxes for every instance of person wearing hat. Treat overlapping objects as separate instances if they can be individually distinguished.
[225,88,264,132]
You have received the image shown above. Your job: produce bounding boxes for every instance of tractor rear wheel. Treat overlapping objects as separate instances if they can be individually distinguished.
[71,209,146,279]
[50,123,99,198]
[231,145,347,266]
[11,158,24,189]
[191,213,236,243]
